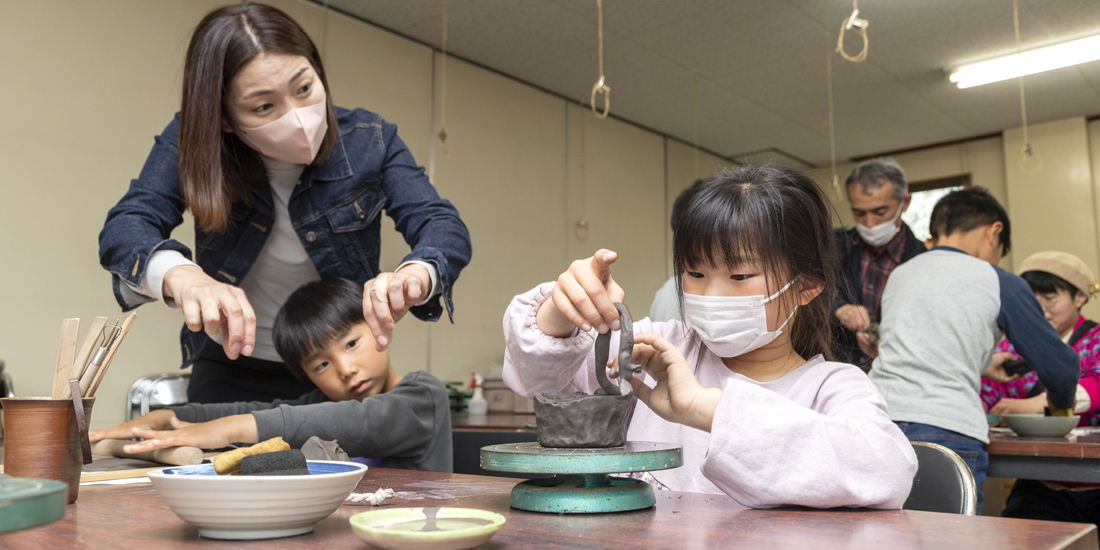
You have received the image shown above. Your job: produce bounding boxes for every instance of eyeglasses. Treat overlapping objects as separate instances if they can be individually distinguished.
[1036,293,1071,308]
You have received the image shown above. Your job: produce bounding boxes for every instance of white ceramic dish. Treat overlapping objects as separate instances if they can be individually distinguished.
[1002,414,1080,437]
[350,507,506,550]
[147,460,367,540]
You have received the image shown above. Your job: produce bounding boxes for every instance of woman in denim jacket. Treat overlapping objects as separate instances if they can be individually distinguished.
[99,3,471,403]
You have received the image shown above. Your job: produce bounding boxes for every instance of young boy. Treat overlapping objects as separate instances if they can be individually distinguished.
[90,278,453,472]
[867,187,1078,513]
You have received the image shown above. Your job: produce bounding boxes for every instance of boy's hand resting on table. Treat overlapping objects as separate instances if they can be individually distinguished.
[88,410,259,453]
[629,333,723,433]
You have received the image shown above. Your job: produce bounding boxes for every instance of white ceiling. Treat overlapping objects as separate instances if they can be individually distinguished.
[320,0,1100,167]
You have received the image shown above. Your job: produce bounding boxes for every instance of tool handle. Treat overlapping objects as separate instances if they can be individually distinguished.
[89,439,203,466]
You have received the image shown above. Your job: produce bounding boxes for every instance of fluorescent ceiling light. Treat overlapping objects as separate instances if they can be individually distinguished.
[948,33,1100,89]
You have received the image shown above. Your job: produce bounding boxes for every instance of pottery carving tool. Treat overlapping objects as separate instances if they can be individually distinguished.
[59,317,108,400]
[90,440,203,467]
[78,322,118,397]
[86,312,137,398]
[51,318,80,399]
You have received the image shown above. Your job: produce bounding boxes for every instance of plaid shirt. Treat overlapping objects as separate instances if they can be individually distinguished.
[856,230,908,323]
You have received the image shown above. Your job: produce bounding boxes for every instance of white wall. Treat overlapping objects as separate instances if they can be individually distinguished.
[0,0,719,428]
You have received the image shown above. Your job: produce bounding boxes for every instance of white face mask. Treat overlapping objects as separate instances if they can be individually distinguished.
[855,203,903,248]
[238,98,329,165]
[683,278,799,358]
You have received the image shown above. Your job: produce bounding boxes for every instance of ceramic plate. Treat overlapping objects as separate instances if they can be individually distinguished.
[349,507,506,550]
[1002,414,1080,437]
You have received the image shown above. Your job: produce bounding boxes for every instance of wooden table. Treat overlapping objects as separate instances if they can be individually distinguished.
[988,430,1100,482]
[1,467,1096,549]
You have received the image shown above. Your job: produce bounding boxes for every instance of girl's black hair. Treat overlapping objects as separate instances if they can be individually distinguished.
[273,278,365,379]
[673,165,838,361]
[1021,271,1080,298]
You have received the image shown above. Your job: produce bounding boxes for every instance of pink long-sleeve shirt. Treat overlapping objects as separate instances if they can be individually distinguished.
[503,283,917,510]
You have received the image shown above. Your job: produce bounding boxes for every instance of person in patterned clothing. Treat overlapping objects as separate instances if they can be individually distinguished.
[981,251,1100,526]
[833,159,925,371]
[982,251,1100,423]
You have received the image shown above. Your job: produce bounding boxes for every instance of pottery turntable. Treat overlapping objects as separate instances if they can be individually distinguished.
[480,304,683,514]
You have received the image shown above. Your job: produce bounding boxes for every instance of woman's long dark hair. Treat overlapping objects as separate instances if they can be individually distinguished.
[180,3,339,233]
[673,165,839,361]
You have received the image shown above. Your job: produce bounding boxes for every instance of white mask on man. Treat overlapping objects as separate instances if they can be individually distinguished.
[683,277,799,358]
[855,204,903,248]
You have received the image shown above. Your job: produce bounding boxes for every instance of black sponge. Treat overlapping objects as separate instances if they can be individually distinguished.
[240,449,310,476]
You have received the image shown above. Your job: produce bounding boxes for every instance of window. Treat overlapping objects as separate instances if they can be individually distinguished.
[901,175,970,242]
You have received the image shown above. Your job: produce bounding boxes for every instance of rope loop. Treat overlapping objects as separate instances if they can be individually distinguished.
[836,3,869,63]
[591,76,610,119]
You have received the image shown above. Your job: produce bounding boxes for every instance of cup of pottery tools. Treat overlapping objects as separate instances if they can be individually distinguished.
[2,396,95,503]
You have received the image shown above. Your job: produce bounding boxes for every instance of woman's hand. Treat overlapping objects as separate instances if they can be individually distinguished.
[536,249,625,338]
[89,409,177,443]
[120,414,259,453]
[982,352,1021,383]
[163,265,256,360]
[990,395,1047,416]
[362,264,432,351]
[629,333,723,432]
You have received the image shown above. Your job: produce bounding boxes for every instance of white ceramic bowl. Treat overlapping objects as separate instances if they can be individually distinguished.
[147,460,367,540]
[1002,414,1080,437]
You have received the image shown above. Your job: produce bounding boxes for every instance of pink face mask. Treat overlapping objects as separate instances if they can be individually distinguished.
[238,98,328,165]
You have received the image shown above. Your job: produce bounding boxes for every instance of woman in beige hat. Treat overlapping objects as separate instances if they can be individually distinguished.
[981,251,1100,525]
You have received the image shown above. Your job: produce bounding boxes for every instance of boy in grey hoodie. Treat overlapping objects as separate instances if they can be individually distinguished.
[90,278,452,473]
[868,187,1078,513]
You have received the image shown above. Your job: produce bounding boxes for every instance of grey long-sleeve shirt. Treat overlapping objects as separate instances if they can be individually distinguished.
[171,371,452,473]
[869,247,1078,443]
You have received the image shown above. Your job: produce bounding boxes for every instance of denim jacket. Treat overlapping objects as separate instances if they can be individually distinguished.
[99,107,472,367]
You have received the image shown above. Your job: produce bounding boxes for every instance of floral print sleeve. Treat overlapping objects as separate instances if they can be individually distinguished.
[979,339,1037,411]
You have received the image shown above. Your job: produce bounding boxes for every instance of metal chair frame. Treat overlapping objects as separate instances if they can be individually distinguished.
[905,441,978,515]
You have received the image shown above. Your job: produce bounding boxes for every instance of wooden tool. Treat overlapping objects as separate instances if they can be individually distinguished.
[52,318,80,399]
[90,440,203,466]
[78,322,117,397]
[86,312,137,398]
[59,317,107,400]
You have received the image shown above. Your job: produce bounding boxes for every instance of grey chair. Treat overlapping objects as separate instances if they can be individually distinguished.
[903,441,978,515]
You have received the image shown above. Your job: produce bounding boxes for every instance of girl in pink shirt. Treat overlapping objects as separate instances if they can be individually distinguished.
[503,165,917,509]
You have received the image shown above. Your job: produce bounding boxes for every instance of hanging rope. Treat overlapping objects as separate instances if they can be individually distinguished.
[590,0,610,119]
[836,0,869,63]
[438,0,449,143]
[827,52,842,202]
[693,72,700,178]
[1013,0,1042,174]
[576,111,589,241]
[319,1,330,59]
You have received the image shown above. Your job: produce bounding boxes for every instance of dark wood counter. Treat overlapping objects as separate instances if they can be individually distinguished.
[987,430,1100,483]
[1,467,1096,549]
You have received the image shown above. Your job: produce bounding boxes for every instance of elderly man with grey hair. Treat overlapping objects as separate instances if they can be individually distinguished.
[833,159,926,371]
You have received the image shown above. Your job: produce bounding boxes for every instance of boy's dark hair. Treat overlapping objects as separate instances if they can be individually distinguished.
[273,278,365,379]
[929,187,1012,253]
[1022,271,1080,298]
[674,165,839,361]
[671,178,708,232]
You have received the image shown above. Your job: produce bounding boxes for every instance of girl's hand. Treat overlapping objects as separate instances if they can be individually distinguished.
[537,249,625,338]
[163,265,256,360]
[982,353,1021,383]
[629,333,723,432]
[122,414,259,453]
[990,395,1047,416]
[362,264,432,351]
[89,409,176,443]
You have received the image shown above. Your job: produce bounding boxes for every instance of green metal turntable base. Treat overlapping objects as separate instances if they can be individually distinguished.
[480,441,682,514]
